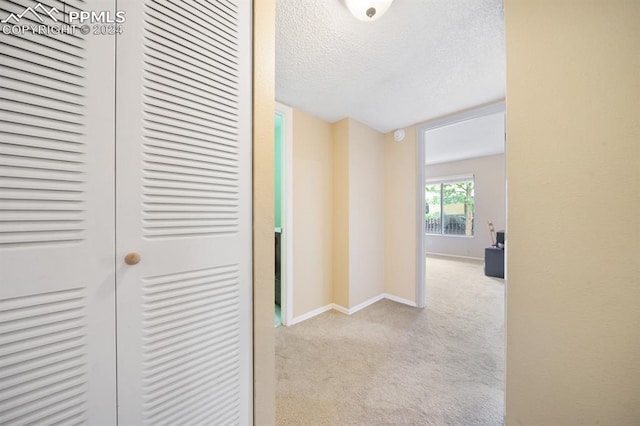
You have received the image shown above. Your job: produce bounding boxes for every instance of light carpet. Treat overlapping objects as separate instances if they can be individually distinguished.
[275,255,505,425]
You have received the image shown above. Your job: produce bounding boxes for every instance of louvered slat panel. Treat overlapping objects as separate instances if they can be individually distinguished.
[0,6,86,249]
[0,67,84,100]
[1,0,115,423]
[116,0,250,422]
[0,46,84,80]
[142,0,242,240]
[143,71,238,119]
[141,265,241,425]
[0,289,88,425]
[144,8,238,78]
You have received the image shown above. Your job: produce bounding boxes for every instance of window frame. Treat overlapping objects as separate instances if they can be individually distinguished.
[425,174,475,238]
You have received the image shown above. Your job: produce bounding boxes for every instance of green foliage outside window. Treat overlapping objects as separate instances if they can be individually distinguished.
[425,180,474,236]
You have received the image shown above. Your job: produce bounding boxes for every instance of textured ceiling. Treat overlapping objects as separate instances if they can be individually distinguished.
[275,0,505,134]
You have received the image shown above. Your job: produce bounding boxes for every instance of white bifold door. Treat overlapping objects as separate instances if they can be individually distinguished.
[0,1,252,424]
[115,0,253,424]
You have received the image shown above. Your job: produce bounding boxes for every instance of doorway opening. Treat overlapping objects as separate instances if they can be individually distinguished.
[416,100,506,303]
[275,113,282,326]
[416,101,507,421]
[275,102,293,326]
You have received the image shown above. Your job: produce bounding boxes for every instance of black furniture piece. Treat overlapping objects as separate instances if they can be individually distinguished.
[484,247,504,278]
[275,229,281,305]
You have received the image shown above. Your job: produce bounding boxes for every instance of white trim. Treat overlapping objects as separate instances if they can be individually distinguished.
[289,304,333,326]
[384,293,418,307]
[343,294,386,315]
[289,294,418,326]
[416,127,427,309]
[333,294,404,315]
[275,102,294,326]
[425,150,505,166]
[416,100,505,310]
[331,304,350,315]
[417,100,505,134]
[425,234,475,239]
[425,173,474,185]
[426,252,483,261]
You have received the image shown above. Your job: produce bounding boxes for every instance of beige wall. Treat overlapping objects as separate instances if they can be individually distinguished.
[383,127,418,302]
[253,0,275,423]
[425,154,505,259]
[332,119,350,308]
[261,2,640,423]
[292,109,334,316]
[505,0,640,423]
[348,119,386,307]
[289,114,387,314]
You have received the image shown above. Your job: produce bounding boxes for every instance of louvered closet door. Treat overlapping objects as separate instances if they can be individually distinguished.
[115,1,253,424]
[0,1,116,424]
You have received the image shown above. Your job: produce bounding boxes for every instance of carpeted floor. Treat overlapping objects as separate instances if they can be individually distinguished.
[275,255,505,425]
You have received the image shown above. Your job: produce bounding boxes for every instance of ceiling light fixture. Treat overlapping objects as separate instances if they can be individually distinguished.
[345,0,394,21]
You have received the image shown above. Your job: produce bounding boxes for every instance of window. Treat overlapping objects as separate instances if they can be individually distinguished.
[425,177,475,236]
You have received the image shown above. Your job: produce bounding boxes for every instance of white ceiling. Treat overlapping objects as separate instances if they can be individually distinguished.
[275,0,505,134]
[424,111,505,165]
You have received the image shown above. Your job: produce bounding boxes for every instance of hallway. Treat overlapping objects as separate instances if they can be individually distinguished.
[275,256,505,425]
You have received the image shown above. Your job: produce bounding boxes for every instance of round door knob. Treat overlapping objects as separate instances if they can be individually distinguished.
[124,252,141,265]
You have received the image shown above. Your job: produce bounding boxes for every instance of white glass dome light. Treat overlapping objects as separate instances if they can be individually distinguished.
[345,0,394,21]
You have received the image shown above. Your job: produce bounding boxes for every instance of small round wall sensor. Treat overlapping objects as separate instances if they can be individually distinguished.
[393,129,405,142]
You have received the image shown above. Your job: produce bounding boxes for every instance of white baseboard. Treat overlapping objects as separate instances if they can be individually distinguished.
[384,293,418,307]
[331,303,350,315]
[340,294,386,316]
[289,304,333,326]
[289,294,419,326]
[426,252,483,261]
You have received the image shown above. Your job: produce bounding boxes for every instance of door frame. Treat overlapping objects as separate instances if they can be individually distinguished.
[415,100,505,307]
[275,102,294,325]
